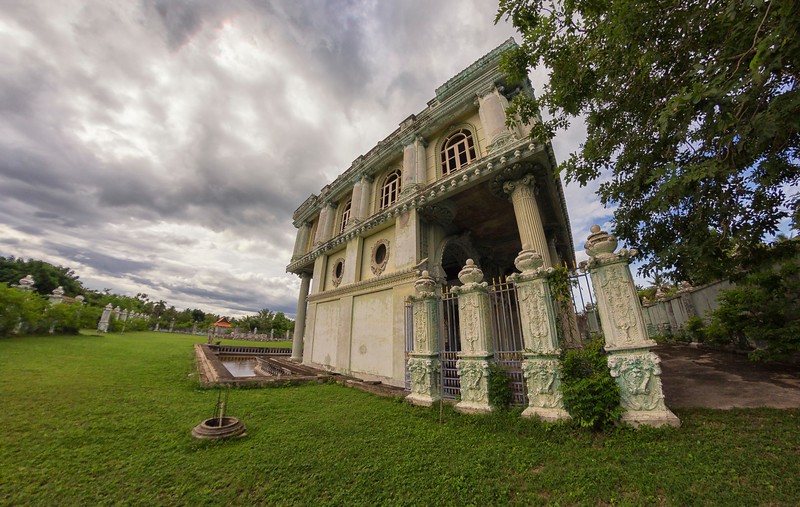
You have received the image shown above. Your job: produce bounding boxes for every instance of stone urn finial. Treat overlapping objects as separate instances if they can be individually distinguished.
[52,286,65,297]
[514,244,544,274]
[584,225,618,258]
[458,259,485,288]
[18,274,35,290]
[414,270,436,296]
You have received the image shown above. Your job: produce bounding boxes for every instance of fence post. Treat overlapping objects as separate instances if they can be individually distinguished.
[97,304,112,333]
[509,246,571,421]
[584,225,680,428]
[452,260,494,414]
[405,271,441,406]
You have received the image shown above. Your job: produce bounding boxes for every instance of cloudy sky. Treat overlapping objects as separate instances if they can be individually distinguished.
[0,0,608,317]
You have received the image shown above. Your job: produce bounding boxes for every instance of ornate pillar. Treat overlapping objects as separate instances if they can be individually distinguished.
[402,141,417,192]
[452,259,494,414]
[477,86,513,151]
[49,286,65,304]
[356,175,373,221]
[415,136,427,186]
[97,303,112,333]
[292,222,312,260]
[584,225,680,428]
[349,180,363,224]
[291,273,312,362]
[313,206,330,245]
[503,174,553,267]
[405,271,441,406]
[509,246,570,421]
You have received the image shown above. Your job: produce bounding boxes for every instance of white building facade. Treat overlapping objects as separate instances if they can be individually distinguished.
[287,39,574,388]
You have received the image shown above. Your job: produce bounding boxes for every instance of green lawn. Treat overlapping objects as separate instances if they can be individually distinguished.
[0,332,797,506]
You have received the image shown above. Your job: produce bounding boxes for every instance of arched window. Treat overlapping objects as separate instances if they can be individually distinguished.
[440,129,477,175]
[339,200,351,233]
[380,170,401,209]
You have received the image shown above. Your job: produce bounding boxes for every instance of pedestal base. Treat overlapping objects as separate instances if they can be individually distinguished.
[405,393,440,407]
[521,406,571,422]
[621,408,681,428]
[454,401,493,414]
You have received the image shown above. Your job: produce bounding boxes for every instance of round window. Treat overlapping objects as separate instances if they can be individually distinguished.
[374,243,387,265]
[334,260,344,279]
[370,240,390,276]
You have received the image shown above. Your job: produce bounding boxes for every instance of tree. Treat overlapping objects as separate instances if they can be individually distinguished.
[497,0,799,283]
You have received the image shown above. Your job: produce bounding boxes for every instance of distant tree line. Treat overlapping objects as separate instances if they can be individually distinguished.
[0,256,293,337]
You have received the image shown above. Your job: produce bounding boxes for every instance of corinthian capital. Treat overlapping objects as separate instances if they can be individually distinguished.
[502,173,537,198]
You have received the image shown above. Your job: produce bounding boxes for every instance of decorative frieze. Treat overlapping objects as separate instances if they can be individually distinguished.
[584,225,680,428]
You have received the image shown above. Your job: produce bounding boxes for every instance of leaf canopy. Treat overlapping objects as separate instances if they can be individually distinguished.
[498,0,799,282]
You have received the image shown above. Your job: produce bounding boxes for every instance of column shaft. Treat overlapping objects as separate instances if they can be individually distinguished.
[290,273,312,362]
[504,175,552,267]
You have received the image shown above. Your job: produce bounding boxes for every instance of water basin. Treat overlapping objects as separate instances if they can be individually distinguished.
[222,358,258,377]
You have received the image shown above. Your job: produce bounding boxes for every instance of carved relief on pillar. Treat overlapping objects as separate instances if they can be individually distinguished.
[522,358,564,408]
[406,357,441,406]
[607,352,667,412]
[456,359,489,404]
[451,260,492,357]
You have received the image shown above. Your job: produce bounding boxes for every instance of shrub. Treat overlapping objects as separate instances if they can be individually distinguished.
[0,283,47,336]
[706,258,800,360]
[487,362,513,410]
[560,339,622,429]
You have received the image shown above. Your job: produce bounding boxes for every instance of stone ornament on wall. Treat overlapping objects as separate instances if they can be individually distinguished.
[370,239,390,276]
[331,257,345,288]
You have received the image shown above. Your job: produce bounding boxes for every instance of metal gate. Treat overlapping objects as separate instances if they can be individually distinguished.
[404,280,526,405]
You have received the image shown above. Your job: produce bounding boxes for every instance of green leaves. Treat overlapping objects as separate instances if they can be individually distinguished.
[498,0,800,283]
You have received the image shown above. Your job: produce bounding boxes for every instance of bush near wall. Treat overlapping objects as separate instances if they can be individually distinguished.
[704,258,800,360]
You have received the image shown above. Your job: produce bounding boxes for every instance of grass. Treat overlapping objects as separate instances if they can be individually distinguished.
[212,337,292,348]
[1,331,798,506]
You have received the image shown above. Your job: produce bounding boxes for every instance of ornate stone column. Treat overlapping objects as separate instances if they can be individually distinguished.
[291,273,312,362]
[584,225,680,428]
[452,259,494,413]
[49,286,65,304]
[313,206,330,245]
[349,180,363,225]
[292,222,312,260]
[402,141,417,192]
[415,136,427,186]
[477,86,513,151]
[356,175,373,221]
[509,246,570,421]
[97,303,112,333]
[405,271,441,406]
[503,174,552,267]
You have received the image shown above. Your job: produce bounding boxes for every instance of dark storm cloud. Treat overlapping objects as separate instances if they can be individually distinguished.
[0,0,564,316]
[50,244,154,275]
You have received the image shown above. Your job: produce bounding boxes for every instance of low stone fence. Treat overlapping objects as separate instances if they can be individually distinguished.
[642,280,733,335]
